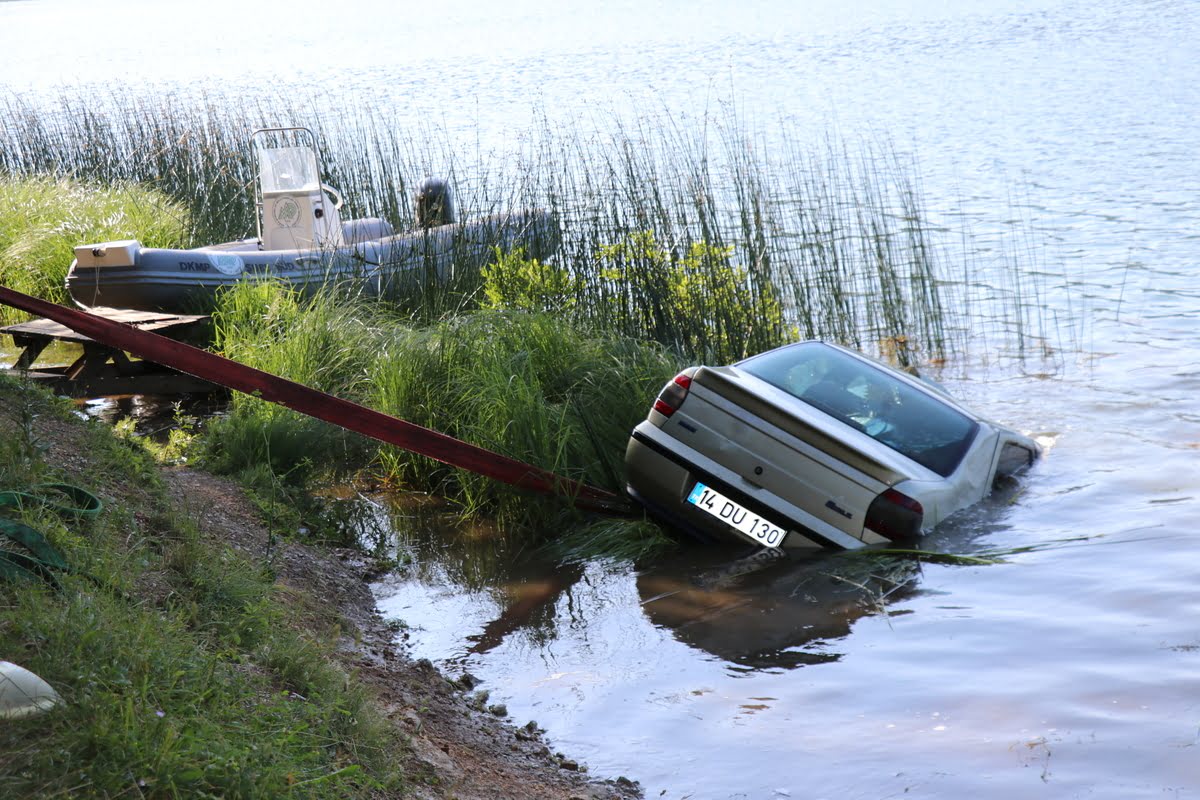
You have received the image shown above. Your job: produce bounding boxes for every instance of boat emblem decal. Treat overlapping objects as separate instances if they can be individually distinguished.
[273,197,301,228]
[210,254,245,276]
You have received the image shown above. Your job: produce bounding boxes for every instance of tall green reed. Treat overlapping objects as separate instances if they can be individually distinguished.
[200,281,681,530]
[1,88,975,362]
[202,281,379,482]
[368,310,682,523]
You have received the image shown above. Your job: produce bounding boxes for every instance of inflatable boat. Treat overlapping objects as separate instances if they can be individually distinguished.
[66,127,558,313]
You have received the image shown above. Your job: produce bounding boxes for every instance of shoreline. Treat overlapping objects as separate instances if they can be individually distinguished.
[162,467,639,800]
[0,377,639,799]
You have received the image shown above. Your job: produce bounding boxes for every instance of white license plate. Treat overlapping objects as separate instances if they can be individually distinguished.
[686,482,787,548]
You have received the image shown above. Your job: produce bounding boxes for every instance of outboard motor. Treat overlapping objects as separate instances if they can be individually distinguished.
[415,177,455,228]
[253,127,345,251]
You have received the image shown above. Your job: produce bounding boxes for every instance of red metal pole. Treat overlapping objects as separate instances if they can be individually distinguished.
[0,286,632,515]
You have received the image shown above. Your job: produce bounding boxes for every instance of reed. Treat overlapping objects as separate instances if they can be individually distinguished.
[201,282,380,482]
[0,88,973,361]
[367,309,682,524]
[0,93,257,246]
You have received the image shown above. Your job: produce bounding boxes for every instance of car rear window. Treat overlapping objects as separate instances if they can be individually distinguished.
[738,343,979,476]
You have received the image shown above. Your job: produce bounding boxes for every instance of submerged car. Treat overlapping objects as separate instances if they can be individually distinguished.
[625,341,1040,550]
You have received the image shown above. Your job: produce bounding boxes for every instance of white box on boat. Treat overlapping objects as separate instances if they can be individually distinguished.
[74,240,141,268]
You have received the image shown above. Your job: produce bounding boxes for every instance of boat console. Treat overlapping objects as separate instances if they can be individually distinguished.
[254,127,344,251]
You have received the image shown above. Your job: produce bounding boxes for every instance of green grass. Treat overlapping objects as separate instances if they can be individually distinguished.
[483,234,789,364]
[0,372,404,798]
[367,308,682,524]
[0,176,190,322]
[200,282,378,483]
[198,281,682,543]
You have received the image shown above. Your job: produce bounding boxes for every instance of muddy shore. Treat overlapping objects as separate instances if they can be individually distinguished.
[1,386,638,799]
[163,467,640,799]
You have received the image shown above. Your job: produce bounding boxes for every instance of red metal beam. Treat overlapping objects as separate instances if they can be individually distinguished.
[0,286,633,515]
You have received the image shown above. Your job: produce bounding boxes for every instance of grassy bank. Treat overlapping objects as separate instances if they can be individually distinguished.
[0,373,404,797]
[198,282,681,553]
[0,176,190,322]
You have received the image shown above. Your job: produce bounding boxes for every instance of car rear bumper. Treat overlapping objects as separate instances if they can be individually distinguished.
[625,424,867,550]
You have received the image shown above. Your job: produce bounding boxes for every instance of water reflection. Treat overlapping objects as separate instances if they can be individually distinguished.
[636,547,921,671]
[78,392,226,436]
[465,563,586,657]
[366,506,588,663]
[362,490,937,674]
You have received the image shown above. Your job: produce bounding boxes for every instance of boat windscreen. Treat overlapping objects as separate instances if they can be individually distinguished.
[259,146,320,193]
[738,342,979,477]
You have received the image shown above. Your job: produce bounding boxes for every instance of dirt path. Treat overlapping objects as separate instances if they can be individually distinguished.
[163,468,640,800]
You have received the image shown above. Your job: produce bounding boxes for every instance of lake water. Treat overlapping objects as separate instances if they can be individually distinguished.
[3,0,1199,797]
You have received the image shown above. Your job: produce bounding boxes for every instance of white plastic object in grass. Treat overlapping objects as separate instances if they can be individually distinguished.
[0,661,62,719]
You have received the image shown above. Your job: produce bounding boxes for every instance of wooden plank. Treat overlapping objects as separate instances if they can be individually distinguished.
[2,310,209,349]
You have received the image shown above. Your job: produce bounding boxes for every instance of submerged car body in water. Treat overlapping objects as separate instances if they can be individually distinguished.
[625,341,1040,550]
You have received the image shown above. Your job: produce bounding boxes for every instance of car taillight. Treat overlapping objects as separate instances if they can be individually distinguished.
[864,488,924,542]
[652,372,693,417]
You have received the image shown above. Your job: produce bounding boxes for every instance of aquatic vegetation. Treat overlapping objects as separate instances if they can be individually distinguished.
[201,282,380,482]
[0,94,257,247]
[481,246,585,314]
[513,115,951,364]
[541,517,678,563]
[483,232,789,364]
[1,89,963,360]
[367,308,682,524]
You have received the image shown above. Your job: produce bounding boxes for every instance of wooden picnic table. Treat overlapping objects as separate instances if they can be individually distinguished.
[1,308,220,397]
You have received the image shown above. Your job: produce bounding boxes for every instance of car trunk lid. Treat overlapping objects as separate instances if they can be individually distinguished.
[668,366,911,539]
